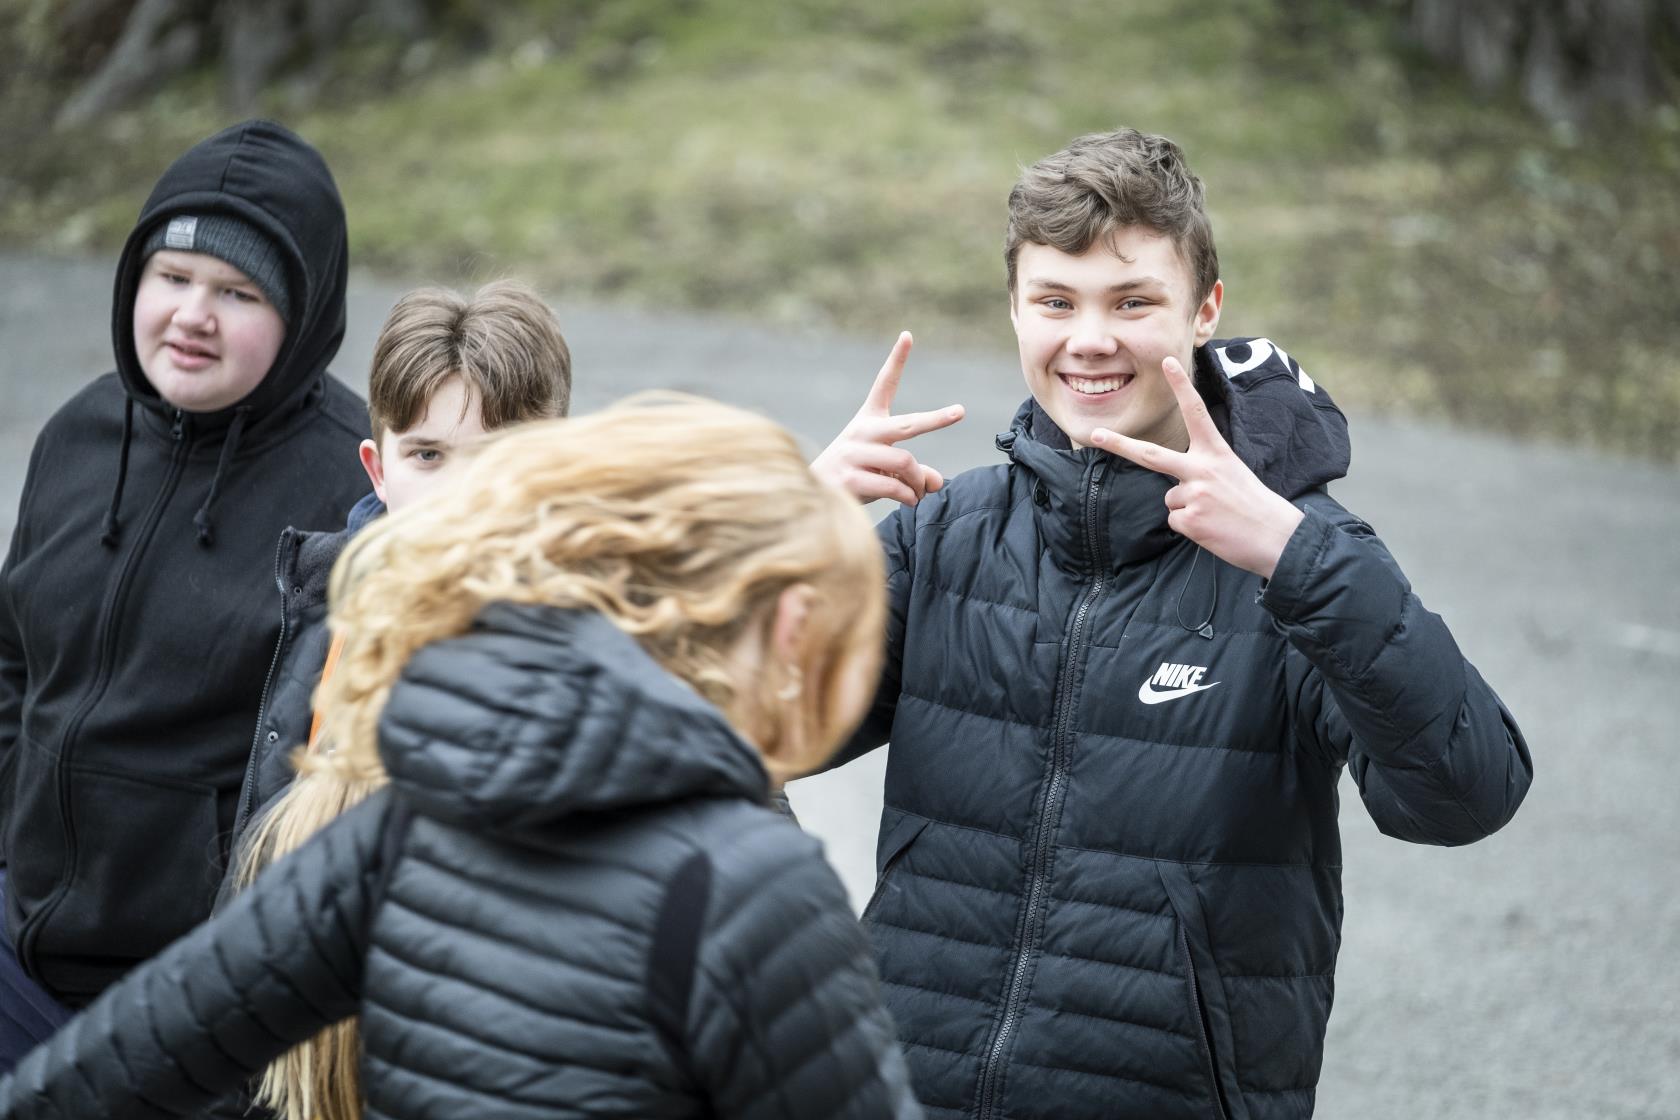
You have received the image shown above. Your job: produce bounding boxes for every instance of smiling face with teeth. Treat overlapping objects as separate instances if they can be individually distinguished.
[132,249,286,413]
[1010,228,1222,451]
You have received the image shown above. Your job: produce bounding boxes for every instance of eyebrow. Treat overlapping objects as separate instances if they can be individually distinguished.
[149,253,258,287]
[1024,276,1172,294]
[396,435,450,450]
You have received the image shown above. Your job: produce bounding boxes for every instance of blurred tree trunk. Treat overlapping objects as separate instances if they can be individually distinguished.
[56,0,208,128]
[1409,0,1677,122]
[53,0,437,128]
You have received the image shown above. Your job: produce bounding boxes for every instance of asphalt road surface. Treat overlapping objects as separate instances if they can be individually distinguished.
[2,253,1677,1119]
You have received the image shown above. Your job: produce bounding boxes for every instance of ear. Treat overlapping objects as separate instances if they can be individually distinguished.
[1192,279,1224,346]
[359,438,388,505]
[769,584,816,664]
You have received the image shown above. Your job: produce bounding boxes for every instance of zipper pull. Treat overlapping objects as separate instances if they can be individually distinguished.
[170,409,186,441]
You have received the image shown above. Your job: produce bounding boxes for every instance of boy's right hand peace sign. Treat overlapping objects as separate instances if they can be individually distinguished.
[811,331,966,507]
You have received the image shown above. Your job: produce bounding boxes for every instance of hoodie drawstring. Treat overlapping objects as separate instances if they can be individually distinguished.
[193,405,250,548]
[1175,546,1218,640]
[99,398,137,549]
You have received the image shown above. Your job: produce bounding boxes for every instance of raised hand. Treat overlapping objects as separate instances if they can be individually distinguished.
[1089,356,1303,579]
[811,331,966,506]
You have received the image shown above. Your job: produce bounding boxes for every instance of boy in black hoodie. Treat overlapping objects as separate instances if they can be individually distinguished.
[0,120,369,1066]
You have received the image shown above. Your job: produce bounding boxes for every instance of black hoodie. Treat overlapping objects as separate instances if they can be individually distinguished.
[0,120,370,1005]
[839,338,1531,1119]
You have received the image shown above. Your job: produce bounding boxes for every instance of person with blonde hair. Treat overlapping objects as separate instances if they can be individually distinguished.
[0,395,921,1120]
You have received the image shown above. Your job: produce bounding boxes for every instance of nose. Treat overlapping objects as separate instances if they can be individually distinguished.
[1066,312,1118,360]
[172,284,216,332]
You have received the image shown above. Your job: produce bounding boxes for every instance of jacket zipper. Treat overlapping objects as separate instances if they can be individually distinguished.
[975,461,1106,1120]
[18,410,190,972]
[1179,923,1232,1120]
[231,529,294,843]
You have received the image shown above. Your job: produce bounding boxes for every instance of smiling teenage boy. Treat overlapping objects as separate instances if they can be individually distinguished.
[814,128,1533,1119]
[0,121,372,1067]
[230,281,572,849]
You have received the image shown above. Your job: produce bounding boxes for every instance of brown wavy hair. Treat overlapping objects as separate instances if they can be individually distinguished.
[1004,127,1220,304]
[237,393,885,1120]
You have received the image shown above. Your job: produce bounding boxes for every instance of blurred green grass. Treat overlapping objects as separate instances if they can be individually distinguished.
[3,0,1677,458]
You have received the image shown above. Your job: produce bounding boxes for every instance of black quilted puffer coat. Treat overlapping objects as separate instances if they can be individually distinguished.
[0,606,921,1120]
[841,339,1532,1120]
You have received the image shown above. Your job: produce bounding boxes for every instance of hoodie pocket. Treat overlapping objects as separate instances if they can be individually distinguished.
[3,735,62,917]
[862,808,929,920]
[19,764,220,992]
[1158,862,1243,1120]
[0,745,16,868]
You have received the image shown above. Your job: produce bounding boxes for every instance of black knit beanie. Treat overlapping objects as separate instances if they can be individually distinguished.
[140,214,292,323]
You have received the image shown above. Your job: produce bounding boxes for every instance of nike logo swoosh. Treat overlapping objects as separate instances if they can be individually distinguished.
[1137,680,1221,705]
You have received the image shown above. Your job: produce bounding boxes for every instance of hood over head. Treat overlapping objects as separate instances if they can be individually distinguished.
[113,118,348,423]
[100,119,350,550]
[378,605,772,837]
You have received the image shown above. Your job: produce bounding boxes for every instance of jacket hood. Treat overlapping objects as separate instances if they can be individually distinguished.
[378,605,771,836]
[1199,337,1350,499]
[112,119,349,425]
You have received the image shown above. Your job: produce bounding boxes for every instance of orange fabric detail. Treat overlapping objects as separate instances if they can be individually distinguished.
[307,633,346,750]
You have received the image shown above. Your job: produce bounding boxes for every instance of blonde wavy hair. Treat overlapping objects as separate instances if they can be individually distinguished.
[236,393,885,1120]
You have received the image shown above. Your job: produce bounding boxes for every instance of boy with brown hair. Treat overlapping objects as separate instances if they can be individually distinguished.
[230,280,572,847]
[815,127,1532,1118]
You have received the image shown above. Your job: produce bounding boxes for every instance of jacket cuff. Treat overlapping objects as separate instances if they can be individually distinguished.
[1258,507,1335,622]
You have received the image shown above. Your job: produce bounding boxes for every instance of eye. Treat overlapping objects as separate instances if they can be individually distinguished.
[413,448,443,464]
[1119,298,1149,311]
[159,272,189,285]
[1041,297,1072,311]
[229,288,262,304]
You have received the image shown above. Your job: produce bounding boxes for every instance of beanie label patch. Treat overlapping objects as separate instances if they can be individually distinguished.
[164,216,198,250]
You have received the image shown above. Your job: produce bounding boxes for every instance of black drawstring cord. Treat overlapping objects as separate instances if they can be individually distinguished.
[99,398,136,549]
[193,405,250,548]
[1175,546,1218,640]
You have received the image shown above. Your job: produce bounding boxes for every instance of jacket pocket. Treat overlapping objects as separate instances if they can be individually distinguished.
[862,808,928,920]
[1157,862,1244,1120]
[19,764,220,995]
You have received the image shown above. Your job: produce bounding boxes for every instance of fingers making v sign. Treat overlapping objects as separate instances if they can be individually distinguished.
[1088,356,1304,579]
[811,331,966,507]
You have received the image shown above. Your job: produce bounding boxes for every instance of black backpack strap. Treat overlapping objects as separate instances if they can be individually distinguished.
[648,849,712,1067]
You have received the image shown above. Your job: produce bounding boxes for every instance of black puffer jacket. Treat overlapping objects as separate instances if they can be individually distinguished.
[0,120,369,1005]
[0,606,922,1120]
[229,491,383,856]
[843,339,1532,1120]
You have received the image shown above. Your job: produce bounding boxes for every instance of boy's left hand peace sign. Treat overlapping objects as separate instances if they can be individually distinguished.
[1089,356,1303,580]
